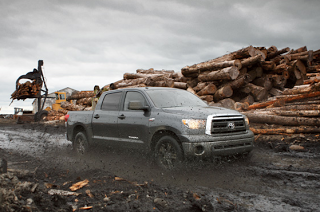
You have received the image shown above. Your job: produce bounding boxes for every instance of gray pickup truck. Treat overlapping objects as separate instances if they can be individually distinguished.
[66,87,254,169]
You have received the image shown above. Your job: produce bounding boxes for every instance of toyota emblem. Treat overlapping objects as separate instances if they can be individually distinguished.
[227,122,235,130]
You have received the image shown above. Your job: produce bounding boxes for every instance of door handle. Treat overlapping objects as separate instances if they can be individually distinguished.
[94,114,100,119]
[118,114,126,120]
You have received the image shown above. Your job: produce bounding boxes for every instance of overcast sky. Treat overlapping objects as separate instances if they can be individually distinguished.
[1,0,320,114]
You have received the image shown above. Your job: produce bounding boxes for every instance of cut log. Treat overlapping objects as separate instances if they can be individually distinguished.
[241,55,262,68]
[61,101,85,111]
[217,98,236,109]
[186,78,199,88]
[183,59,242,74]
[222,74,251,90]
[267,47,290,59]
[272,110,320,117]
[196,84,217,96]
[271,74,287,90]
[187,87,196,95]
[269,88,282,96]
[193,82,208,92]
[213,85,233,101]
[198,66,239,82]
[136,69,174,74]
[241,83,268,101]
[234,102,249,110]
[252,76,273,91]
[247,91,320,110]
[290,46,307,54]
[261,61,276,71]
[67,91,94,100]
[173,82,187,89]
[123,73,163,80]
[77,97,93,106]
[240,95,255,105]
[282,84,311,95]
[199,95,214,102]
[250,127,320,135]
[265,104,320,111]
[145,77,174,87]
[242,112,320,126]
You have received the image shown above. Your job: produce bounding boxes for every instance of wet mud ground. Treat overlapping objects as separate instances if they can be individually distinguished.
[0,119,320,211]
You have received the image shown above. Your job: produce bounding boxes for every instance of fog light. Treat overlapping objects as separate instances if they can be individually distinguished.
[194,145,205,155]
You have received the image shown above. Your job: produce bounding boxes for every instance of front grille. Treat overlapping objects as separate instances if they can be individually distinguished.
[210,116,246,134]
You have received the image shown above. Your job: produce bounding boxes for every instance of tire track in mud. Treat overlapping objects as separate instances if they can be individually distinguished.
[1,126,320,211]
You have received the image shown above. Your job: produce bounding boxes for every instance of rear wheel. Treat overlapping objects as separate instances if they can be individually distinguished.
[73,132,89,156]
[154,136,183,170]
[34,110,48,122]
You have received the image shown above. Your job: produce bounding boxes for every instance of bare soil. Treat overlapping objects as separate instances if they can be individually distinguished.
[0,118,320,211]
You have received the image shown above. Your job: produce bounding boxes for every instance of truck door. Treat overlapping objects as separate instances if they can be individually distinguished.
[92,91,122,143]
[117,91,151,147]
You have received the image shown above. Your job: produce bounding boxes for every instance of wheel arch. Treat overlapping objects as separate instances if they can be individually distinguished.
[150,129,182,153]
[72,124,91,144]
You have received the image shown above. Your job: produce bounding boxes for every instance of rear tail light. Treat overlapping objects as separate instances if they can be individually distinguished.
[65,114,70,122]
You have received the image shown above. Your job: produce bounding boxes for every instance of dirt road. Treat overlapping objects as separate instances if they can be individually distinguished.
[0,120,320,211]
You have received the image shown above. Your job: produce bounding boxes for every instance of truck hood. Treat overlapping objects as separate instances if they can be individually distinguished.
[161,106,243,119]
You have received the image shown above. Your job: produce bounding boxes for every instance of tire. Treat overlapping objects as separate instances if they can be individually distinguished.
[154,136,183,170]
[73,132,89,156]
[34,111,48,122]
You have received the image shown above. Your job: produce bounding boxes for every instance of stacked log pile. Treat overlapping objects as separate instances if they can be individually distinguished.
[66,91,95,107]
[46,91,94,121]
[180,45,320,109]
[242,82,320,130]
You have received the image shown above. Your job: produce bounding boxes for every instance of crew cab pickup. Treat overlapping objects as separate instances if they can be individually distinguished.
[66,87,254,169]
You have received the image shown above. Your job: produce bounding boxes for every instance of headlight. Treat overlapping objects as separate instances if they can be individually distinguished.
[244,115,249,125]
[182,119,206,129]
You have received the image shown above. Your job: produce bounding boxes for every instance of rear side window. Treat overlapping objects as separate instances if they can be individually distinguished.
[101,92,122,111]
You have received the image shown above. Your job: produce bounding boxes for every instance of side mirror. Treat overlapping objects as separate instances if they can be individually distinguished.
[128,101,150,111]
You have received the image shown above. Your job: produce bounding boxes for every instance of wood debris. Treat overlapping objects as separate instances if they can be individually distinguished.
[69,179,89,191]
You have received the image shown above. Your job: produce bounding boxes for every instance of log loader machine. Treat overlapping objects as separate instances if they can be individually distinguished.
[11,60,67,122]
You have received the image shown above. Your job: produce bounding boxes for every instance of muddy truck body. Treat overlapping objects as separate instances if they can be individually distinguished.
[66,87,254,169]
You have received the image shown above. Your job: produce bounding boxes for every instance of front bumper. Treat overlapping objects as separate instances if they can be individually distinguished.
[180,130,254,158]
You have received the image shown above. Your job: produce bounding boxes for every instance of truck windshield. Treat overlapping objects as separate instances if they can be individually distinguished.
[146,89,208,108]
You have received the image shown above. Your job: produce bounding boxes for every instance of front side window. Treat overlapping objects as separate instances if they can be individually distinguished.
[101,92,122,111]
[124,91,147,111]
[59,94,65,100]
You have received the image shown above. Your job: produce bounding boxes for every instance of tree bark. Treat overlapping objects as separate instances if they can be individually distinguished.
[241,83,268,101]
[61,101,85,111]
[193,82,208,92]
[253,76,273,91]
[196,84,217,96]
[272,110,320,117]
[123,73,163,80]
[241,55,262,68]
[199,95,214,102]
[222,74,251,90]
[247,91,320,110]
[213,85,233,101]
[250,127,320,135]
[242,112,320,126]
[198,66,239,81]
[67,91,95,100]
[173,82,187,89]
[182,59,242,75]
[136,69,174,75]
[240,95,255,105]
[267,47,290,59]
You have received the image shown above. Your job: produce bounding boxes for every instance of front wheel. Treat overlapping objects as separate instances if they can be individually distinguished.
[154,136,183,170]
[73,132,89,156]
